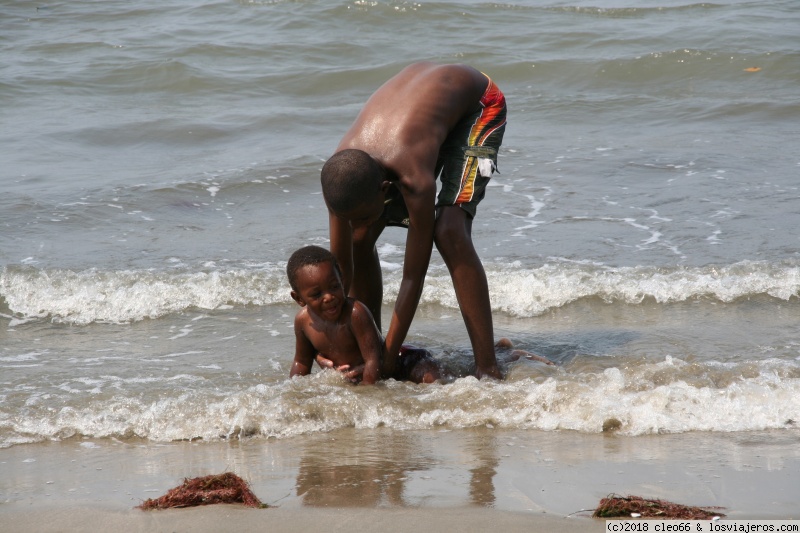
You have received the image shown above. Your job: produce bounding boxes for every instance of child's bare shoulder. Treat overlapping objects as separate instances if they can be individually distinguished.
[293,306,312,328]
[349,298,375,321]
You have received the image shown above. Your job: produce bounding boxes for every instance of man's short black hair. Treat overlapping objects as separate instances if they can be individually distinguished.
[320,149,383,213]
[286,245,340,291]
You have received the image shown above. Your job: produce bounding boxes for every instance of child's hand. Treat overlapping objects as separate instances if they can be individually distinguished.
[338,363,365,383]
[511,349,555,366]
[315,354,366,382]
[315,353,335,368]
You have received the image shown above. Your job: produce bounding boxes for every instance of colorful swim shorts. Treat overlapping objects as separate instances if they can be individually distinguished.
[435,74,507,218]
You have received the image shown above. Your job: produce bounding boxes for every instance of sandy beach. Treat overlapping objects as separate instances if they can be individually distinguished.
[3,428,797,531]
[0,505,605,533]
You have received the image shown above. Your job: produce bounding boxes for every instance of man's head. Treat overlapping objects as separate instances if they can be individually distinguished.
[321,149,387,221]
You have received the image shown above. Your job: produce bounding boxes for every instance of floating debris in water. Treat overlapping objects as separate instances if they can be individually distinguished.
[593,494,724,519]
[602,418,623,432]
[137,473,267,510]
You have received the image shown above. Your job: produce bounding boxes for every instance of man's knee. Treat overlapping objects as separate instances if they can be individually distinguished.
[434,208,471,255]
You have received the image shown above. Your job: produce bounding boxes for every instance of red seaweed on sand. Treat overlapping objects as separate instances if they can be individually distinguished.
[593,494,724,520]
[138,472,267,510]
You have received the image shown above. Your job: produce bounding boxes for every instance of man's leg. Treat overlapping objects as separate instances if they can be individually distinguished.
[434,206,502,379]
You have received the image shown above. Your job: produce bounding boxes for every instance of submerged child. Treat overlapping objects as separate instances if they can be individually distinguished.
[287,245,441,384]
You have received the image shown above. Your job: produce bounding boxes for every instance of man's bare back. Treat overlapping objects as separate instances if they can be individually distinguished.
[337,62,489,187]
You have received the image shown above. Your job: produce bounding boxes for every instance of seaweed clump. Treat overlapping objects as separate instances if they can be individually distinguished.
[593,494,724,520]
[138,472,267,510]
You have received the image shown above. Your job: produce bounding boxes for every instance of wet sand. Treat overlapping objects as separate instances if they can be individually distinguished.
[0,505,605,533]
[2,428,798,531]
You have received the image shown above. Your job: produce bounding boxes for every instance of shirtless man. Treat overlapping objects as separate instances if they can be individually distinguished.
[320,62,507,380]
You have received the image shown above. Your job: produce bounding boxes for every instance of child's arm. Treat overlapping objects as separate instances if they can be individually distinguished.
[290,316,317,378]
[495,339,555,366]
[510,349,555,366]
[349,300,383,385]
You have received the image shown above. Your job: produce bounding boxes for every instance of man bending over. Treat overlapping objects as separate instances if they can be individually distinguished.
[321,62,508,380]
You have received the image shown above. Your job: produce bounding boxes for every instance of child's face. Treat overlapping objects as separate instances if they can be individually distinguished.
[291,260,346,322]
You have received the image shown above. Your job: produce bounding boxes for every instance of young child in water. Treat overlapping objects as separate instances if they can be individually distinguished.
[286,245,441,384]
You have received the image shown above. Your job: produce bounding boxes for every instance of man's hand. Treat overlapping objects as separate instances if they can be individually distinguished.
[380,342,397,379]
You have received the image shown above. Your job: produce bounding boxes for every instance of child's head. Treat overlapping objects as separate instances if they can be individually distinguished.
[287,245,347,321]
[287,246,348,323]
[321,149,387,225]
[286,245,339,292]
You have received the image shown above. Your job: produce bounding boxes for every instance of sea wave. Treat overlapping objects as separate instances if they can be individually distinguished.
[2,260,800,324]
[482,260,800,317]
[0,264,290,325]
[2,355,797,447]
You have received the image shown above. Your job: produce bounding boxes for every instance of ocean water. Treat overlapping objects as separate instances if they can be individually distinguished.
[2,0,800,448]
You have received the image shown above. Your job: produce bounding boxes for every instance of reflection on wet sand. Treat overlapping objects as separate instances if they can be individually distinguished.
[467,431,499,507]
[295,429,501,508]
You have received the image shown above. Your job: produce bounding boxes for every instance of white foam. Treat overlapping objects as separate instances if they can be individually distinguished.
[0,265,291,324]
[3,356,798,447]
[410,261,800,318]
[377,243,403,256]
[0,352,44,363]
[3,260,800,324]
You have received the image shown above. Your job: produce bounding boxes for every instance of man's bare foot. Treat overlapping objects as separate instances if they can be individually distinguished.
[475,364,504,380]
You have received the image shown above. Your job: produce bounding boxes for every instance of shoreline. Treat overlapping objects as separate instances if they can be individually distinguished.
[2,428,798,531]
[0,505,604,533]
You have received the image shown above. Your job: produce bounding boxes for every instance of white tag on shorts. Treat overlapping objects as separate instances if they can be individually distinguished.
[477,158,496,178]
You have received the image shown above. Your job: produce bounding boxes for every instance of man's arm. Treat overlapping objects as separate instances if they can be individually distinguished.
[329,205,386,329]
[383,176,436,372]
[289,316,317,378]
[328,209,354,295]
[349,301,383,384]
